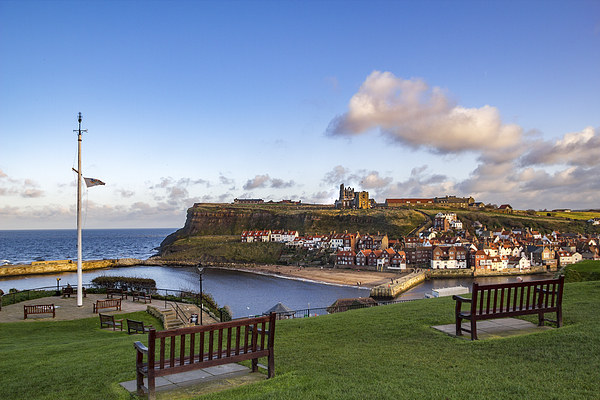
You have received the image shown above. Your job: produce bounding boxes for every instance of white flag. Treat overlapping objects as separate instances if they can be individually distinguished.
[84,177,105,187]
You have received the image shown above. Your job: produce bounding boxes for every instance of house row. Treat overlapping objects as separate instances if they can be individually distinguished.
[335,248,407,270]
[241,230,299,243]
[433,212,463,231]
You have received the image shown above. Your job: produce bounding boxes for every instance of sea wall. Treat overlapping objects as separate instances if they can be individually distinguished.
[0,258,144,277]
[370,271,426,298]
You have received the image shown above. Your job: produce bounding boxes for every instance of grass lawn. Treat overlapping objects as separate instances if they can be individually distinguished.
[564,260,600,282]
[1,282,599,400]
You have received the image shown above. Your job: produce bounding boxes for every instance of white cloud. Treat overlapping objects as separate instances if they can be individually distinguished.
[243,174,295,190]
[327,71,523,155]
[243,174,271,190]
[521,127,600,167]
[322,165,349,186]
[352,171,392,189]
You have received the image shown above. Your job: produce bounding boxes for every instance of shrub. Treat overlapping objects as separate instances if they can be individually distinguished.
[91,276,156,292]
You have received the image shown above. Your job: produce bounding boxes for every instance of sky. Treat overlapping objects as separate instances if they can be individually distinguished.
[1,0,599,230]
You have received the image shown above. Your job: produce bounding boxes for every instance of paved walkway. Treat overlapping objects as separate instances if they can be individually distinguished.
[432,317,553,340]
[119,363,266,398]
[0,293,211,323]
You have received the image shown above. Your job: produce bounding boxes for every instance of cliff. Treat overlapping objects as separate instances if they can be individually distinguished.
[160,203,425,250]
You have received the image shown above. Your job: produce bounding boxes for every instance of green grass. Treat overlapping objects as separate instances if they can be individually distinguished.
[1,283,599,399]
[536,211,600,220]
[161,235,285,264]
[564,260,600,282]
[0,311,162,400]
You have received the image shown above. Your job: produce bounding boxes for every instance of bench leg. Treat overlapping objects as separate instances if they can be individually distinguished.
[455,315,462,336]
[148,372,156,400]
[268,350,275,378]
[251,357,258,373]
[538,311,544,327]
[470,319,478,340]
[556,308,563,328]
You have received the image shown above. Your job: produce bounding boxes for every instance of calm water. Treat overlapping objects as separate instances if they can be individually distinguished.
[0,265,369,318]
[0,229,176,265]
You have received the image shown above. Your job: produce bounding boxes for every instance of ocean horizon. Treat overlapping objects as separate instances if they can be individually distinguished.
[0,228,177,265]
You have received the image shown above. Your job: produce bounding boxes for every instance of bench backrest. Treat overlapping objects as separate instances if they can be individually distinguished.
[471,276,564,317]
[99,313,115,323]
[146,313,276,375]
[24,304,54,312]
[97,299,120,307]
[128,319,145,330]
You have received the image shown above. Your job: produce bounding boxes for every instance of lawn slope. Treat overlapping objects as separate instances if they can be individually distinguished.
[0,283,598,400]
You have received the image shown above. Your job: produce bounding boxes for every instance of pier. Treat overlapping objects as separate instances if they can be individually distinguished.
[370,270,426,298]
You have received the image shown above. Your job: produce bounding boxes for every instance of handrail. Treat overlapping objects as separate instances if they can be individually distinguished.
[166,301,189,325]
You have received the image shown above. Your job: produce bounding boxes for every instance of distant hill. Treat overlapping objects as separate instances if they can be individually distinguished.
[160,203,425,249]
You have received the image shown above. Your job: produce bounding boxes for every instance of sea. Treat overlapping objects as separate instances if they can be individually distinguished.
[0,229,175,265]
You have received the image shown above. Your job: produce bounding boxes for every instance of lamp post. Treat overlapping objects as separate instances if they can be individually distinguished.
[196,264,204,325]
[55,278,61,296]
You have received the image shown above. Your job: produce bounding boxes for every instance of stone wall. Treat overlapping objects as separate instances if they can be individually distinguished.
[0,258,145,277]
[370,271,426,298]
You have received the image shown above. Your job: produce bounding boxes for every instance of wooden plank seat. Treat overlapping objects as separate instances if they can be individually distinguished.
[131,291,151,304]
[93,298,122,314]
[24,304,55,319]
[99,313,123,331]
[127,319,153,335]
[453,275,564,340]
[61,286,86,298]
[134,312,276,400]
[106,288,128,299]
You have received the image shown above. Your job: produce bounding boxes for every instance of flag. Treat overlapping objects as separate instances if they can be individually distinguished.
[84,177,105,188]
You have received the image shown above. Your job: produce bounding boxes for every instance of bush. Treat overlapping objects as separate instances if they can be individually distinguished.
[91,276,156,292]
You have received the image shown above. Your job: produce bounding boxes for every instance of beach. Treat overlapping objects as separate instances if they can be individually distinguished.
[211,264,406,288]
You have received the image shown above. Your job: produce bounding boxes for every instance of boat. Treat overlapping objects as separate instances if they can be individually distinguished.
[425,286,469,298]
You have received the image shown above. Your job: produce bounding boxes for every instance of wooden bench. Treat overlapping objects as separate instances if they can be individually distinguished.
[61,286,86,298]
[93,298,122,313]
[134,313,276,400]
[132,291,151,304]
[107,288,128,299]
[453,275,564,340]
[99,313,123,331]
[127,319,153,335]
[24,304,55,319]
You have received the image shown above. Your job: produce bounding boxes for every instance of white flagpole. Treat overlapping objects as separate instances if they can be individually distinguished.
[75,112,87,307]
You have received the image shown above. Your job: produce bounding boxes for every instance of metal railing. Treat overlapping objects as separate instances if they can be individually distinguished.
[239,298,417,320]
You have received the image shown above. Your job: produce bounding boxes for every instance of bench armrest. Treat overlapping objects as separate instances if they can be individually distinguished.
[452,295,471,303]
[134,341,148,354]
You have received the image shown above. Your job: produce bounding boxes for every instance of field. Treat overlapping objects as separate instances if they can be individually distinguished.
[535,211,600,220]
[1,280,599,400]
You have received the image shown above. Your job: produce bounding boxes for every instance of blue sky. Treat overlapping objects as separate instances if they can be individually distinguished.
[1,0,599,229]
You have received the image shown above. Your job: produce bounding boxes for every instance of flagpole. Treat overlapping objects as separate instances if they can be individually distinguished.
[75,112,87,307]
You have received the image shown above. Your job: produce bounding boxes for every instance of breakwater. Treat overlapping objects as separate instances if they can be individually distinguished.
[371,266,548,298]
[0,258,144,277]
[370,271,426,298]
